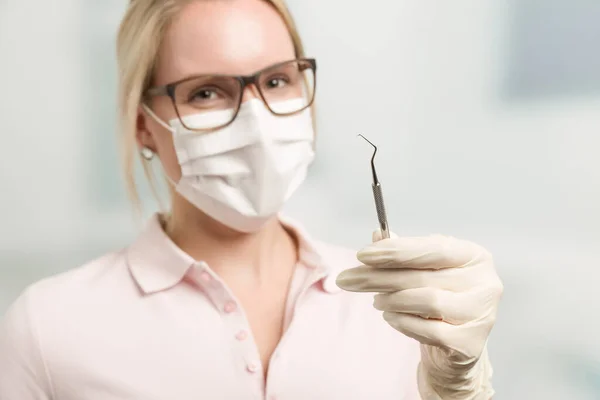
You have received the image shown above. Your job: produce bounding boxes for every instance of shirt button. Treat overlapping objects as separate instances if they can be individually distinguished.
[235,330,248,341]
[224,301,237,313]
[247,362,259,373]
[199,271,212,283]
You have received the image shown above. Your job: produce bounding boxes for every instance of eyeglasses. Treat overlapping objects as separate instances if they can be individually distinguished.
[144,58,316,131]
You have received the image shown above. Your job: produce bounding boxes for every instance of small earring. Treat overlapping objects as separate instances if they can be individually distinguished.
[140,147,155,161]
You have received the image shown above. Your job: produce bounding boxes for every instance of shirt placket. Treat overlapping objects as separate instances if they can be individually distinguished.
[192,262,265,399]
[264,261,327,400]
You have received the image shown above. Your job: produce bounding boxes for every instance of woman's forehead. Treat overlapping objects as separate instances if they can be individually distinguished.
[155,0,296,83]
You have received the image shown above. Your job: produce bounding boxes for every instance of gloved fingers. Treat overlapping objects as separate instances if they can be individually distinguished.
[358,234,488,270]
[336,265,475,293]
[382,311,452,348]
[336,265,404,293]
[384,311,493,362]
[373,288,486,325]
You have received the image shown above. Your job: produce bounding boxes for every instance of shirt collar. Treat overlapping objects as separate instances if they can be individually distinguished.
[126,214,196,294]
[126,213,342,295]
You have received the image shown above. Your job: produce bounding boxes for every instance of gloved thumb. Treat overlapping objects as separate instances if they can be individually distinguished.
[372,229,399,243]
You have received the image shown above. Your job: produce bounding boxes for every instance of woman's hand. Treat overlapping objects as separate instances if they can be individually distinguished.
[336,231,503,400]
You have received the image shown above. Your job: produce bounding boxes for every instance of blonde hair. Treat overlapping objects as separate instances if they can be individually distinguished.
[116,0,307,212]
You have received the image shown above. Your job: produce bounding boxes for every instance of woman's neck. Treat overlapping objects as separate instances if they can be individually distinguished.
[163,201,299,286]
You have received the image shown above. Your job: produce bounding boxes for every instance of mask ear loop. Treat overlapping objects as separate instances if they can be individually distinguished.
[141,104,175,132]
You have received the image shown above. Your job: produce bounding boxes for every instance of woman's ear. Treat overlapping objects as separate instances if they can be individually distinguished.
[136,106,157,154]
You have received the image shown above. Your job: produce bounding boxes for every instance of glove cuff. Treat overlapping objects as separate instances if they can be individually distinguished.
[417,345,495,400]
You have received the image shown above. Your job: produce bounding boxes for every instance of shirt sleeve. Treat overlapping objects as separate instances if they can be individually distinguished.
[0,288,53,400]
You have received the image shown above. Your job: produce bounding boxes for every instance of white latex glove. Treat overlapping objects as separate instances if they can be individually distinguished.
[336,231,503,400]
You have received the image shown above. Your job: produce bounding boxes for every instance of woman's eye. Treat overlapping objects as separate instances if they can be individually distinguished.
[190,89,217,101]
[265,77,288,89]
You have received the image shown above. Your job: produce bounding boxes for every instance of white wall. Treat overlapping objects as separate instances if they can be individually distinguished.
[1,0,599,398]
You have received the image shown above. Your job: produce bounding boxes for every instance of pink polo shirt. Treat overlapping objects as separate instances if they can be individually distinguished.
[0,214,421,400]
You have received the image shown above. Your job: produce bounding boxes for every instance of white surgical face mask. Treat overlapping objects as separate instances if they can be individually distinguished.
[143,98,315,232]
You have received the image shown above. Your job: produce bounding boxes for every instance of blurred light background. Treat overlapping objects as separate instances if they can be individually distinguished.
[1,0,599,398]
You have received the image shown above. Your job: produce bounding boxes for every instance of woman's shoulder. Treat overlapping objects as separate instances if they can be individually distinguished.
[1,250,128,334]
[16,250,126,303]
[0,250,130,385]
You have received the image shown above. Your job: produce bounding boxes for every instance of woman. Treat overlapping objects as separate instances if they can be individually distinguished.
[0,0,503,399]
